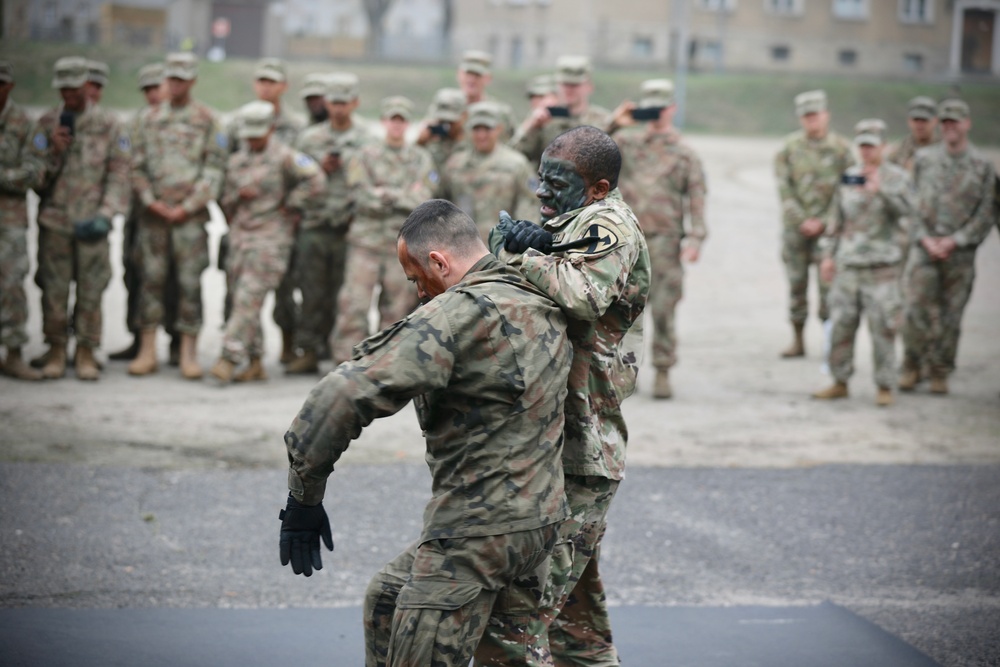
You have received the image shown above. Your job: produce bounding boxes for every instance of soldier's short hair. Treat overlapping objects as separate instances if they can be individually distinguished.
[543,126,621,190]
[399,200,484,266]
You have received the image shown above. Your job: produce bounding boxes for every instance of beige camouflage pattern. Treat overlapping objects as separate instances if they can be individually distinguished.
[512,106,611,167]
[227,106,304,152]
[36,227,111,348]
[886,131,940,174]
[0,226,32,348]
[294,122,374,231]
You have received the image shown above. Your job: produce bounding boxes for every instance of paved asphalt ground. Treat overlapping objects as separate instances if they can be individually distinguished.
[1,135,998,666]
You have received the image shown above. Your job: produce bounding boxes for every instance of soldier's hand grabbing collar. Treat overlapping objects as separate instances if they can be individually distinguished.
[279,494,334,577]
[505,219,554,255]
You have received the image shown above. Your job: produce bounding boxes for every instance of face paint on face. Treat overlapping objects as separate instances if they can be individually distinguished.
[536,153,589,222]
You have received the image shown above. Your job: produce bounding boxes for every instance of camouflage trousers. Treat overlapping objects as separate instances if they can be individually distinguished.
[647,235,684,370]
[476,475,620,667]
[331,243,418,363]
[123,214,178,337]
[294,226,348,354]
[901,246,977,375]
[363,524,559,667]
[221,240,292,364]
[136,217,209,336]
[827,264,902,388]
[36,226,111,348]
[782,229,830,324]
[272,242,299,334]
[0,225,30,348]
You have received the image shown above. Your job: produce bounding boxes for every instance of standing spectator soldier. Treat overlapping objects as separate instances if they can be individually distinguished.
[278,200,572,666]
[525,74,558,114]
[84,60,108,106]
[415,87,467,187]
[0,61,44,380]
[28,56,130,380]
[886,96,940,173]
[440,101,537,241]
[512,55,611,168]
[211,101,324,384]
[456,50,517,142]
[812,119,914,407]
[285,72,374,375]
[612,78,707,399]
[774,90,855,359]
[300,73,330,126]
[129,52,227,379]
[328,96,435,364]
[900,99,996,394]
[481,126,650,666]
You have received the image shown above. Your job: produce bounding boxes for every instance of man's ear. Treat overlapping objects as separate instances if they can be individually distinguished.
[428,250,450,275]
[588,178,611,202]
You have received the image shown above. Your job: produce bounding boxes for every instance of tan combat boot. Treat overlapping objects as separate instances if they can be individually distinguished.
[812,381,848,400]
[875,386,893,407]
[780,323,805,358]
[41,343,67,379]
[179,333,203,380]
[210,357,235,384]
[74,345,100,381]
[285,349,319,375]
[280,329,296,365]
[652,369,672,399]
[234,356,267,383]
[898,359,920,392]
[929,371,948,395]
[3,347,42,381]
[128,328,159,376]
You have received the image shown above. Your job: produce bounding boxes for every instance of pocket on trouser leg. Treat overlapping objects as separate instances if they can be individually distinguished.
[390,579,488,667]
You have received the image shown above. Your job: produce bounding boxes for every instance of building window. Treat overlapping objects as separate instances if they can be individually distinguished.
[697,0,737,11]
[633,36,654,58]
[903,53,924,71]
[899,0,933,24]
[771,45,790,61]
[765,0,803,15]
[832,0,868,20]
[838,49,858,65]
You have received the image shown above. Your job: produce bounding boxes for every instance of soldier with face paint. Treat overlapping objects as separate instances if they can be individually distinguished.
[481,126,651,666]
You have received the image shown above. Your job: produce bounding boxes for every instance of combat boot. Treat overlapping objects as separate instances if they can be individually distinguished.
[929,371,948,395]
[234,356,267,383]
[108,336,139,361]
[128,328,159,376]
[780,323,805,358]
[875,386,894,407]
[210,358,235,384]
[2,347,42,381]
[179,333,203,380]
[41,343,67,379]
[285,349,319,375]
[898,359,921,392]
[74,345,100,381]
[812,381,848,400]
[280,329,296,365]
[652,369,672,399]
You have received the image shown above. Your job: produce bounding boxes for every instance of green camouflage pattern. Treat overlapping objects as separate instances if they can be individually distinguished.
[222,242,292,363]
[910,143,996,249]
[0,226,30,347]
[294,122,375,231]
[136,219,209,336]
[885,131,939,174]
[642,235,684,370]
[226,106,305,153]
[292,226,348,354]
[422,134,467,186]
[36,226,111,348]
[511,105,611,167]
[0,99,44,228]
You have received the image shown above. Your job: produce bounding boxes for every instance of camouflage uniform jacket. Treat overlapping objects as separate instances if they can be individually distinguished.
[495,189,651,481]
[227,106,305,153]
[421,132,467,179]
[0,99,44,228]
[30,102,130,233]
[912,143,997,249]
[511,104,612,166]
[345,142,436,251]
[441,143,538,234]
[294,122,375,231]
[284,254,572,541]
[131,99,227,225]
[219,139,325,247]
[615,127,707,247]
[774,130,855,232]
[886,131,940,173]
[822,163,914,268]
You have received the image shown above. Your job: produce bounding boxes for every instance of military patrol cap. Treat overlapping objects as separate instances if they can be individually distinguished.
[853,118,887,146]
[51,56,89,89]
[0,61,13,84]
[555,55,592,84]
[300,73,328,98]
[460,50,493,75]
[137,63,164,90]
[794,89,827,116]
[429,88,466,122]
[937,98,969,121]
[254,57,287,82]
[87,60,109,86]
[325,72,360,102]
[526,74,554,98]
[237,100,275,139]
[467,101,501,129]
[381,95,414,121]
[164,52,198,80]
[640,78,674,108]
[907,96,936,120]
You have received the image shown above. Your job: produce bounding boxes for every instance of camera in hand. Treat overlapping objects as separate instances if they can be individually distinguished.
[546,106,571,118]
[58,111,76,136]
[630,106,663,122]
[841,174,866,186]
[429,122,452,138]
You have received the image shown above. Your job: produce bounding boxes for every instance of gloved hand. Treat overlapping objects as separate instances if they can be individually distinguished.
[73,216,112,242]
[488,210,517,256]
[504,219,553,254]
[279,494,334,577]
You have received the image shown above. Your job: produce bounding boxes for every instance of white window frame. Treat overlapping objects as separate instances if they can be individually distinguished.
[832,0,870,20]
[898,0,934,24]
[764,0,804,15]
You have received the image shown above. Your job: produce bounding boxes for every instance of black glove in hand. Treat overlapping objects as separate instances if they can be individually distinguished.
[279,494,334,577]
[73,216,112,242]
[504,219,554,254]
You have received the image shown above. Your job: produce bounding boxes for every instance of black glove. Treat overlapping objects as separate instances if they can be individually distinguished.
[73,216,112,242]
[504,219,553,254]
[279,494,334,577]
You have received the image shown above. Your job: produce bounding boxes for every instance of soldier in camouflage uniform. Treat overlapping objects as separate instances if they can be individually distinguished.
[285,72,375,374]
[0,61,44,380]
[512,56,611,168]
[279,200,571,667]
[28,56,130,381]
[482,126,650,666]
[84,60,108,106]
[456,50,517,143]
[329,96,435,364]
[440,101,537,241]
[612,79,707,400]
[900,99,996,395]
[812,119,914,407]
[129,52,228,379]
[526,74,557,114]
[886,96,940,173]
[300,73,330,126]
[211,102,324,384]
[774,90,855,358]
[415,87,467,188]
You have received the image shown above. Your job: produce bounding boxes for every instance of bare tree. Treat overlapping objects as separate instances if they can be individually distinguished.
[362,0,396,58]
